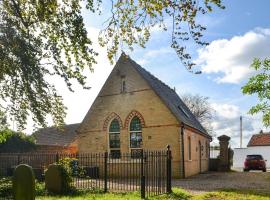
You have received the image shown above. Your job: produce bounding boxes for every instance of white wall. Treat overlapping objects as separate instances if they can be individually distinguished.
[233,146,270,169]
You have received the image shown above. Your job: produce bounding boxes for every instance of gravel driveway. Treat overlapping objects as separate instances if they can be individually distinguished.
[173,172,270,194]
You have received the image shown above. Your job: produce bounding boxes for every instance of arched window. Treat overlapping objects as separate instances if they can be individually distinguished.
[130,116,142,157]
[109,119,121,158]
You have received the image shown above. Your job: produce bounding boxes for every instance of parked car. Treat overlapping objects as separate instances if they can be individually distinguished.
[244,154,267,172]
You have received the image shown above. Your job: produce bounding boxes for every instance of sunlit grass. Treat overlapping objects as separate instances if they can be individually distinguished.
[191,189,270,200]
[36,188,270,200]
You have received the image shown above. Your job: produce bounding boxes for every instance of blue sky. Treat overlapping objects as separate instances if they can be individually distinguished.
[22,0,270,148]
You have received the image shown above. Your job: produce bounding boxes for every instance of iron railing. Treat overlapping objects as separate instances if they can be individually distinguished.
[0,146,172,198]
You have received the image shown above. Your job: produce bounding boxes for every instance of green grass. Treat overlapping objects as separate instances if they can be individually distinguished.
[36,188,270,200]
[192,189,270,200]
[36,188,190,200]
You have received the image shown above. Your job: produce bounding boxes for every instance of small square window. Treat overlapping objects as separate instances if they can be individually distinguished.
[131,149,142,159]
[110,150,121,159]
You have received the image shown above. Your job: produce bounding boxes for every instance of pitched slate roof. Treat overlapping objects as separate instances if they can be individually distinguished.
[33,123,80,146]
[123,54,209,137]
[247,133,270,147]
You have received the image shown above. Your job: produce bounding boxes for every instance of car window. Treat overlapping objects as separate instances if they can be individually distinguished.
[246,155,263,160]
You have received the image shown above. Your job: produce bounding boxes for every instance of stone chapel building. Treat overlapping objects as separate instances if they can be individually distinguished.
[77,53,212,178]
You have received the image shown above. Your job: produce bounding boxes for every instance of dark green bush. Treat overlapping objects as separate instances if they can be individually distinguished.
[57,157,74,193]
[35,182,46,196]
[0,177,12,198]
[0,129,36,153]
[0,177,46,198]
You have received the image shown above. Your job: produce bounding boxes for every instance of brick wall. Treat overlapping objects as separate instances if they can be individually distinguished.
[77,57,209,178]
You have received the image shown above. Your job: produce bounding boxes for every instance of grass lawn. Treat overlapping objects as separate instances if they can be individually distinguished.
[36,188,270,200]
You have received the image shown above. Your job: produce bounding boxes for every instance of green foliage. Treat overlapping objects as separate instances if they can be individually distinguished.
[0,177,12,198]
[35,182,46,197]
[0,178,46,198]
[100,0,224,70]
[0,0,224,130]
[242,58,270,127]
[0,129,36,153]
[12,164,35,200]
[56,158,73,193]
[0,111,8,131]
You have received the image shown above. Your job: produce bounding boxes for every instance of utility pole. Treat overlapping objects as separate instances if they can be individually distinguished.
[240,116,243,148]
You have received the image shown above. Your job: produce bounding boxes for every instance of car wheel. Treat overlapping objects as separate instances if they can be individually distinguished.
[263,169,266,172]
[243,169,249,172]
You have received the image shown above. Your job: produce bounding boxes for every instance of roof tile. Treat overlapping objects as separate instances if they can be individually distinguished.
[34,123,79,146]
[124,53,209,137]
[247,133,270,147]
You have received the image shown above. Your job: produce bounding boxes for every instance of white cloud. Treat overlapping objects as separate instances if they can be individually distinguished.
[211,103,240,119]
[195,28,270,84]
[209,102,266,148]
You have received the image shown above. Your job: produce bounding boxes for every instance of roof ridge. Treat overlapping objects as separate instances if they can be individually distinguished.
[38,123,80,130]
[131,59,175,92]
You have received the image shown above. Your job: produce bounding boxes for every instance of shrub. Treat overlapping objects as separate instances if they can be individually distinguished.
[35,182,46,196]
[0,129,36,153]
[57,157,74,192]
[0,178,46,198]
[0,177,12,198]
[12,164,35,200]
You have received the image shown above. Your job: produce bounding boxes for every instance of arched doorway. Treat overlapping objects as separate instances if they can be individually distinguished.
[199,141,202,173]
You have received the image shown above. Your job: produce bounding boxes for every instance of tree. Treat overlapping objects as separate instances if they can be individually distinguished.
[242,58,270,127]
[0,110,8,131]
[0,129,36,153]
[0,0,224,129]
[181,93,214,134]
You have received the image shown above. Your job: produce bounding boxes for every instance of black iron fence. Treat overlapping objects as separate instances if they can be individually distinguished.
[0,147,172,198]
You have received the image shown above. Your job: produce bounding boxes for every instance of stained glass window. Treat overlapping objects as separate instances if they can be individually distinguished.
[109,119,120,157]
[109,119,120,132]
[130,116,142,131]
[130,116,142,149]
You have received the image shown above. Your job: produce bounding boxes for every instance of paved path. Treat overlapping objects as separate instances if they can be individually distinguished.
[173,172,270,194]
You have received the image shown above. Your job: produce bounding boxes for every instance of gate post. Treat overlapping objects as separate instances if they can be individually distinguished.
[218,135,231,171]
[140,151,145,199]
[104,151,108,192]
[166,145,172,193]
